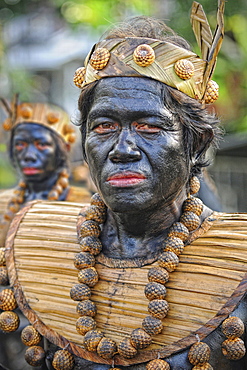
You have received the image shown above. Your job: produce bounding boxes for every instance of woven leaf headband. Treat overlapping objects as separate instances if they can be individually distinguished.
[0,95,76,145]
[74,0,225,104]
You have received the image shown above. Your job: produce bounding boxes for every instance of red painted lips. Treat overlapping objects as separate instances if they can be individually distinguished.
[22,168,44,175]
[107,172,146,187]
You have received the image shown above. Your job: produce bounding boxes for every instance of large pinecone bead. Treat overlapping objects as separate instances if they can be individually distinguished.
[148,267,169,285]
[117,337,138,358]
[78,267,98,287]
[174,59,194,80]
[221,316,245,338]
[76,300,97,317]
[3,118,12,131]
[83,330,104,352]
[21,325,42,346]
[25,345,46,367]
[79,236,102,255]
[148,299,169,319]
[76,316,96,335]
[142,315,163,335]
[163,236,184,256]
[79,220,101,238]
[90,193,106,211]
[74,252,95,269]
[0,248,6,266]
[133,44,155,67]
[130,328,152,349]
[183,196,203,216]
[58,176,69,189]
[168,222,189,241]
[73,67,86,88]
[188,342,210,365]
[204,80,219,104]
[0,267,9,286]
[85,205,106,224]
[0,311,19,332]
[145,282,166,301]
[158,251,179,272]
[52,349,75,370]
[0,289,17,310]
[221,338,246,360]
[90,48,110,70]
[70,283,91,301]
[189,176,200,195]
[9,203,21,214]
[180,211,200,232]
[97,337,117,359]
[192,364,213,370]
[146,359,170,370]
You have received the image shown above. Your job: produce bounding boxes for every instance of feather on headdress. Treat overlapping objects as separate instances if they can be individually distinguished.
[191,0,225,99]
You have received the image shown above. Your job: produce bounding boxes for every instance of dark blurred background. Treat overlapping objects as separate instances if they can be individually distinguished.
[0,0,247,211]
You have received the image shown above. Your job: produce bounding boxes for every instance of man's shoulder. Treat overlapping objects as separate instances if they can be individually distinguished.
[198,211,247,241]
[0,188,15,215]
[66,185,91,204]
[211,211,247,228]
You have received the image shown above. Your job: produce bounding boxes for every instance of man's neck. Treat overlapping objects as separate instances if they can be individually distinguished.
[100,189,188,260]
[24,172,58,201]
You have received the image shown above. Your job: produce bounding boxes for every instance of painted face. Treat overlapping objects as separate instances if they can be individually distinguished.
[12,123,57,182]
[85,77,190,212]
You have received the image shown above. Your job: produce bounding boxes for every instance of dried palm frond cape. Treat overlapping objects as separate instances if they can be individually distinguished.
[3,201,247,368]
[73,0,225,105]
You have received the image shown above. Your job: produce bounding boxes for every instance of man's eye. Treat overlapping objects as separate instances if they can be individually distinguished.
[93,122,118,134]
[15,142,26,150]
[134,123,162,133]
[35,142,50,150]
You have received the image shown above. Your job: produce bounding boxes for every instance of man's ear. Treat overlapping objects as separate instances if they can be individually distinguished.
[192,129,214,164]
[83,148,88,164]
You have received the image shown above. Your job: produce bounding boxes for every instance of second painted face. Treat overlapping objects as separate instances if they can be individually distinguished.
[85,77,190,213]
[12,123,57,182]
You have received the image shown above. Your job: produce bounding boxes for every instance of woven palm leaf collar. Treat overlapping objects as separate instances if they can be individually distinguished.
[73,0,225,105]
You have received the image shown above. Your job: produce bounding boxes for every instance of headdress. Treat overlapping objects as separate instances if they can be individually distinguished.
[1,95,76,145]
[73,0,225,105]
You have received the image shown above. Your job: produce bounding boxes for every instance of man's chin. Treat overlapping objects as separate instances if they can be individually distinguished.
[22,172,45,182]
[102,189,153,213]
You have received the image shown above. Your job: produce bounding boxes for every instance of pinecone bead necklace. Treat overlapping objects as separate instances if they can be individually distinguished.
[71,176,204,368]
[0,247,19,334]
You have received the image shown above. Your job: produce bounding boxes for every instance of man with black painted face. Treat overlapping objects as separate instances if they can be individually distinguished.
[12,123,67,202]
[0,99,92,370]
[69,6,247,369]
[0,100,91,246]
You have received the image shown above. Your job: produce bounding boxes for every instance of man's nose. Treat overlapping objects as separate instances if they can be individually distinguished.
[109,129,141,163]
[22,145,37,162]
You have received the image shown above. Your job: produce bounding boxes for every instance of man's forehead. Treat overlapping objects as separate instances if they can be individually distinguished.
[86,77,175,123]
[90,77,167,111]
[95,77,163,97]
[14,123,53,138]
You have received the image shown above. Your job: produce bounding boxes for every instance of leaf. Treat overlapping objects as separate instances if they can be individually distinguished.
[190,1,213,60]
